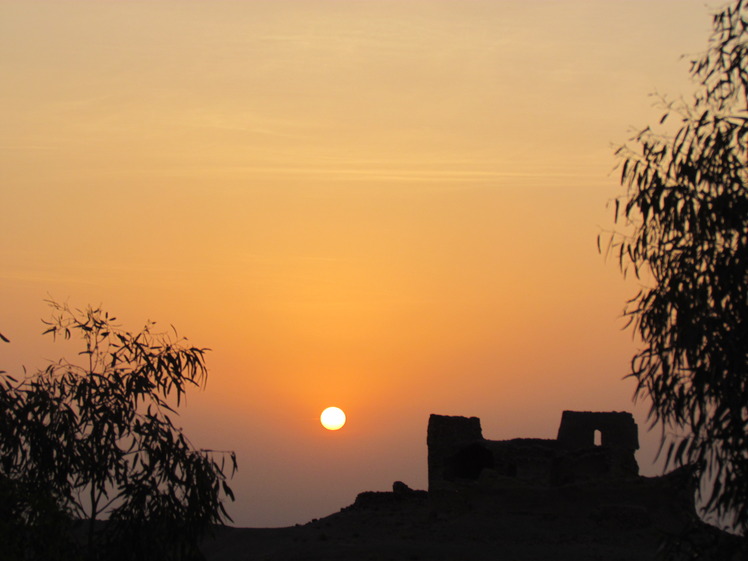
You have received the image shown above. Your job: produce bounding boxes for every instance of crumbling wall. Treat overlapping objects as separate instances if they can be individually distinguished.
[557,411,639,452]
[484,439,561,483]
[427,410,641,492]
[556,410,639,479]
[427,414,483,491]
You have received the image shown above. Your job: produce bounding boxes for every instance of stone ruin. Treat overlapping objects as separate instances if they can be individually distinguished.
[423,411,701,536]
[427,410,640,491]
[340,410,746,559]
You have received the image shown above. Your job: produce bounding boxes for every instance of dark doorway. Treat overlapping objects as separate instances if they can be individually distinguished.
[444,443,494,480]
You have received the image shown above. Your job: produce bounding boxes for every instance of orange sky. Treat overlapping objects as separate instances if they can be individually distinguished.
[1,0,715,527]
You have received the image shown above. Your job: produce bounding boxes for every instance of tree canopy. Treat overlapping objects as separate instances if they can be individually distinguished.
[0,301,236,560]
[606,0,748,537]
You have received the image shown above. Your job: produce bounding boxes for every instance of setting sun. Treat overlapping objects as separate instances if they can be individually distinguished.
[320,407,346,431]
[0,0,716,530]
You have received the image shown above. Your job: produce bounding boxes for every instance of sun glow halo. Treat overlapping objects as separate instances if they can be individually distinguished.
[320,407,346,431]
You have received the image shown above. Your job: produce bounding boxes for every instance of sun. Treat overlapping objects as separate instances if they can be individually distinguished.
[320,406,346,431]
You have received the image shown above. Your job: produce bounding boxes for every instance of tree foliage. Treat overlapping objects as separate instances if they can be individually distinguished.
[0,301,236,560]
[606,0,748,535]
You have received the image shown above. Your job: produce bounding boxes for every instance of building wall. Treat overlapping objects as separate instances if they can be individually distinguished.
[427,411,640,491]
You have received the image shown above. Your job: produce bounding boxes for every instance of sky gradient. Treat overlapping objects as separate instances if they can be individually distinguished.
[1,0,717,527]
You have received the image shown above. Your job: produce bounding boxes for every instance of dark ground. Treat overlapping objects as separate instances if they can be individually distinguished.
[199,476,744,561]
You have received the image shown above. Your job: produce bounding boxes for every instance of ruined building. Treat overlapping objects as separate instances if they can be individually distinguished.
[335,411,744,561]
[423,411,711,544]
[428,411,640,491]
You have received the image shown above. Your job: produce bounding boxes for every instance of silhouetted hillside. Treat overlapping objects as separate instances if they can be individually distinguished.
[200,474,742,561]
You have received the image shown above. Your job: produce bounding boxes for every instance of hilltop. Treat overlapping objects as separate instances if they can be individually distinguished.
[200,473,740,561]
[200,412,743,560]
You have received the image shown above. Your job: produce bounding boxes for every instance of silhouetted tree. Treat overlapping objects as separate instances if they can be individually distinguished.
[0,301,236,560]
[604,0,748,539]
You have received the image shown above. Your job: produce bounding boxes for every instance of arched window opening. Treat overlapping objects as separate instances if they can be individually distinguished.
[594,429,602,447]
